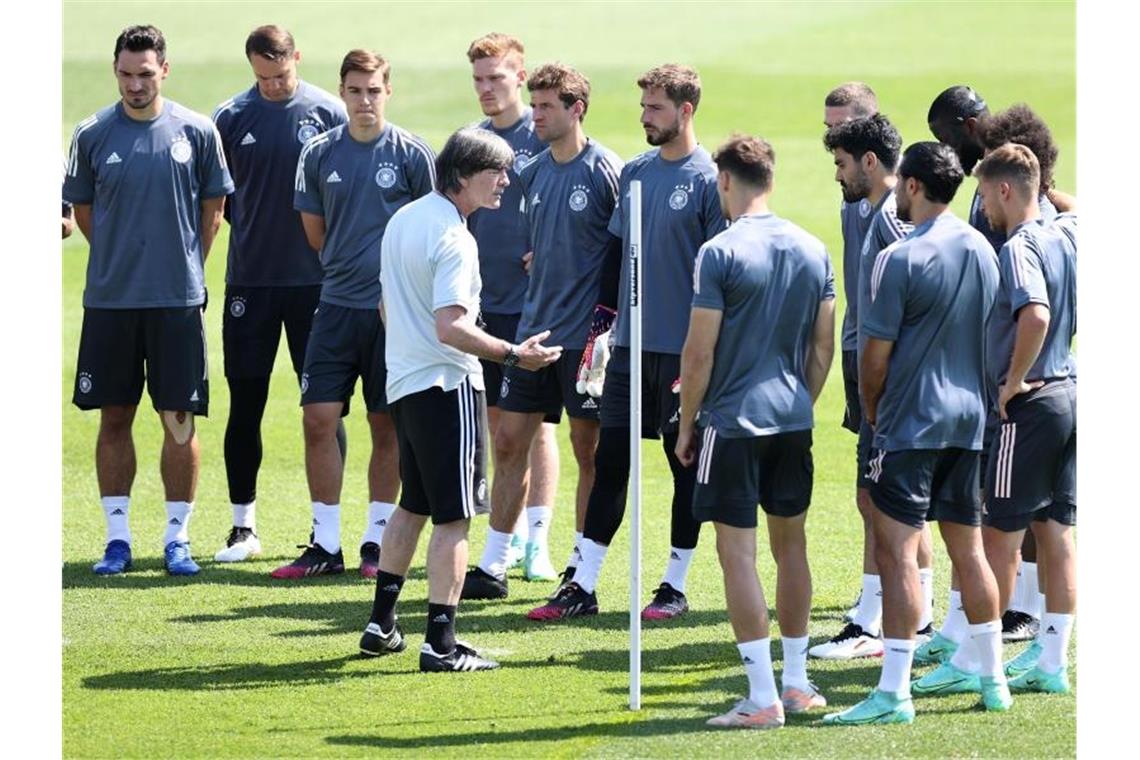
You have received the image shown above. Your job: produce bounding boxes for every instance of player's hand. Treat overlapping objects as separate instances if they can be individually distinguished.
[522,251,534,273]
[997,379,1044,420]
[575,327,611,398]
[517,330,562,371]
[201,287,208,313]
[675,426,697,467]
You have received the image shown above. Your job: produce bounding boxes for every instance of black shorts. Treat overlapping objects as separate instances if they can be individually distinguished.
[692,428,814,528]
[479,311,519,408]
[983,379,1076,532]
[498,348,597,422]
[223,284,321,380]
[390,377,489,525]
[855,421,873,489]
[598,348,681,439]
[74,307,208,415]
[980,411,1000,484]
[841,349,862,433]
[299,302,387,415]
[866,447,981,528]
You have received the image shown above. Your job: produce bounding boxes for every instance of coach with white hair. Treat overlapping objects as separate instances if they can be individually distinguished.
[358,127,562,672]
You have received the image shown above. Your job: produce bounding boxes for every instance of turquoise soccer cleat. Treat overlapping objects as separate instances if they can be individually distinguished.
[912,662,981,694]
[822,689,915,726]
[979,675,1013,711]
[913,632,958,666]
[1004,640,1042,678]
[1008,665,1071,694]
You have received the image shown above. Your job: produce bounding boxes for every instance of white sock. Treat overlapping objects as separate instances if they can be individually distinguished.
[1038,612,1074,673]
[478,528,513,578]
[877,639,915,698]
[950,632,980,673]
[101,496,131,545]
[1034,591,1046,620]
[918,567,934,629]
[1011,561,1039,616]
[852,574,883,635]
[661,547,694,594]
[232,501,256,531]
[163,501,193,545]
[312,502,341,554]
[512,508,528,543]
[968,620,1004,678]
[566,531,584,569]
[940,590,968,643]
[780,635,810,692]
[526,506,552,549]
[738,638,778,707]
[363,501,395,546]
[574,538,608,593]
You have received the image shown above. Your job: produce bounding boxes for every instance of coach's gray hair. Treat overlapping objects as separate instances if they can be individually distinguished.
[435,127,514,194]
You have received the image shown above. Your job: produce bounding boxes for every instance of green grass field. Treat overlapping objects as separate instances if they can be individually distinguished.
[62,2,1076,756]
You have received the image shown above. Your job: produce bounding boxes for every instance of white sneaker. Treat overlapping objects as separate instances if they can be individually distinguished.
[808,622,884,660]
[214,527,262,562]
[524,542,558,581]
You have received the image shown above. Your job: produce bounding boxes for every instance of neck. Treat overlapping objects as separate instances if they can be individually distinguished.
[730,193,769,221]
[1004,200,1042,234]
[261,82,299,102]
[123,95,163,122]
[909,200,947,226]
[348,118,385,143]
[658,124,698,162]
[443,188,477,218]
[550,125,587,163]
[490,99,524,130]
[866,173,898,207]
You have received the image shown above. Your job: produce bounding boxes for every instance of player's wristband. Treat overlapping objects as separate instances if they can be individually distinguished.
[503,345,520,368]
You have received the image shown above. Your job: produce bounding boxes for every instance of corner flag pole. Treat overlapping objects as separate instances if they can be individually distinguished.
[629,180,643,711]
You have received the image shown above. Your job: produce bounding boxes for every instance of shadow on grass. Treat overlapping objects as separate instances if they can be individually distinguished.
[81,654,383,691]
[61,559,423,590]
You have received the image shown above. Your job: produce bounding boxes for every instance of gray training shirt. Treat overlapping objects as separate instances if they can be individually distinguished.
[467,109,546,315]
[611,146,726,354]
[692,213,835,438]
[64,100,234,308]
[294,122,435,309]
[514,139,622,349]
[985,214,1077,392]
[840,197,877,352]
[863,212,999,451]
[969,187,1057,252]
[856,190,912,361]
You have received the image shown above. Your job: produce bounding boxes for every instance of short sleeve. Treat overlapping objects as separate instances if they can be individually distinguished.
[1001,236,1049,314]
[821,253,836,300]
[63,121,95,205]
[607,169,627,238]
[406,140,437,198]
[691,242,726,311]
[863,248,908,341]
[432,231,479,312]
[293,138,324,214]
[197,124,235,198]
[701,176,727,241]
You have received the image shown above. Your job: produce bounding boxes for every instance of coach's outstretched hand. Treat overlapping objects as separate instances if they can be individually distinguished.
[517,330,562,371]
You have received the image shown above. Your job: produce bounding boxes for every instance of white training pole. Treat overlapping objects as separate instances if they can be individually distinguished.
[629,180,643,711]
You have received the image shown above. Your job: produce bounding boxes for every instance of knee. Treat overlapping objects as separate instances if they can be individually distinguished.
[100,406,135,435]
[569,430,597,469]
[770,530,807,567]
[856,489,875,521]
[160,410,195,445]
[302,408,337,443]
[493,426,530,469]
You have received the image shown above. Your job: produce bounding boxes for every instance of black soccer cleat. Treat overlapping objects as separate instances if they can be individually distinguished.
[419,641,499,672]
[359,541,380,579]
[546,566,577,600]
[460,566,508,600]
[642,582,690,621]
[526,581,599,621]
[1001,609,1039,642]
[360,620,407,656]
[269,543,345,579]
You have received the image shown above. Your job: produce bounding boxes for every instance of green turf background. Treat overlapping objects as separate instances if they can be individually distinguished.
[63,1,1076,756]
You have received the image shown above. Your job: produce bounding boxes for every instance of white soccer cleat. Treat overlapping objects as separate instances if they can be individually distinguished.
[808,623,884,660]
[214,527,262,562]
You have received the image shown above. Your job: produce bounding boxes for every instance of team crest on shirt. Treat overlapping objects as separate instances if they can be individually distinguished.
[375,162,399,188]
[78,372,92,394]
[229,296,246,318]
[170,135,193,164]
[858,199,872,218]
[568,184,590,212]
[514,149,536,174]
[669,184,690,211]
[297,119,321,144]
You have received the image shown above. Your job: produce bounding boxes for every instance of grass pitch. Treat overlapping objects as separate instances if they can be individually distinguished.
[63,2,1075,756]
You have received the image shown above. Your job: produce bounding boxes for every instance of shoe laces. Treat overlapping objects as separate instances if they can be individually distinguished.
[831,622,869,642]
[650,583,682,606]
[225,526,251,547]
[553,582,587,604]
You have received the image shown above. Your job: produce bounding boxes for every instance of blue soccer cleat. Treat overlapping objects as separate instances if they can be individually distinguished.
[164,541,201,576]
[93,539,133,575]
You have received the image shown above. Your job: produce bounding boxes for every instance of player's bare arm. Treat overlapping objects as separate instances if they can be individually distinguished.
[434,304,561,370]
[300,211,326,251]
[199,196,225,259]
[998,303,1049,419]
[859,337,893,428]
[675,305,722,467]
[73,204,93,243]
[805,298,836,402]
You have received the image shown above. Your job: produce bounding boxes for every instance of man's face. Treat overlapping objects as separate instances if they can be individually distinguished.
[824,104,856,129]
[250,52,300,102]
[114,49,168,111]
[340,70,390,130]
[929,116,983,172]
[833,148,870,203]
[530,89,576,142]
[896,176,915,222]
[640,86,683,147]
[464,167,511,210]
[976,178,1007,233]
[472,54,524,117]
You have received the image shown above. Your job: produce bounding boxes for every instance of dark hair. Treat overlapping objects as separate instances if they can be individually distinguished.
[824,82,877,116]
[527,63,590,119]
[974,143,1040,201]
[927,85,989,124]
[978,104,1057,194]
[436,127,514,194]
[823,114,902,170]
[339,49,390,84]
[245,25,295,61]
[113,24,166,64]
[466,32,525,64]
[898,141,964,204]
[637,64,701,113]
[712,133,776,192]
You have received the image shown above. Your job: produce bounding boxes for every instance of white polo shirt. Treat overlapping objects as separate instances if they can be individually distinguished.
[381,191,486,403]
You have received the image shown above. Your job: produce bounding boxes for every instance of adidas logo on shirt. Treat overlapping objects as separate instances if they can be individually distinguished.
[432,613,451,623]
[240,132,257,146]
[327,171,342,183]
[105,152,122,165]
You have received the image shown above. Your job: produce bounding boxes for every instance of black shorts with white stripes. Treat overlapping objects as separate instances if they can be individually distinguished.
[692,428,813,528]
[390,377,489,525]
[866,447,981,529]
[983,378,1076,532]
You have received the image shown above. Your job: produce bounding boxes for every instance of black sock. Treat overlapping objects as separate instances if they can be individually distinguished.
[663,432,701,550]
[370,571,405,629]
[224,376,270,505]
[426,603,458,654]
[583,426,631,545]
